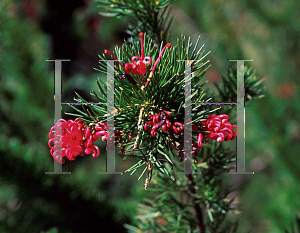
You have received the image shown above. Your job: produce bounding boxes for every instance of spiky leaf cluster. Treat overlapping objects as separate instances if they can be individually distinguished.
[66,34,217,182]
[96,0,173,44]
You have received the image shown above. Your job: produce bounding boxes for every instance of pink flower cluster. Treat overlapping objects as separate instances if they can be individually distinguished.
[48,119,108,164]
[193,114,238,148]
[144,110,183,137]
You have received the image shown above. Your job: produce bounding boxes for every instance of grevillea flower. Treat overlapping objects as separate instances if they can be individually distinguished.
[104,32,171,90]
[125,32,152,76]
[48,119,106,164]
[195,114,238,148]
[144,110,183,137]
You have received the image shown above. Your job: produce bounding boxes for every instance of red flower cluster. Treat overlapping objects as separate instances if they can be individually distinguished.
[193,114,238,148]
[144,110,183,137]
[48,119,108,164]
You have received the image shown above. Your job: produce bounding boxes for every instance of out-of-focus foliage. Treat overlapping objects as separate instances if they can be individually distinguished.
[214,65,265,103]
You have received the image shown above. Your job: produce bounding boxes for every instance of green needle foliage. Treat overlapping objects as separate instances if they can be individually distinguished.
[68,33,213,181]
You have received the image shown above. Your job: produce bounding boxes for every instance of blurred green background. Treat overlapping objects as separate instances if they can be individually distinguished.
[0,0,299,232]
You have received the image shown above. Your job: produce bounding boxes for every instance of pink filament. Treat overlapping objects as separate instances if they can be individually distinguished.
[144,43,171,88]
[104,50,128,74]
[150,43,171,76]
